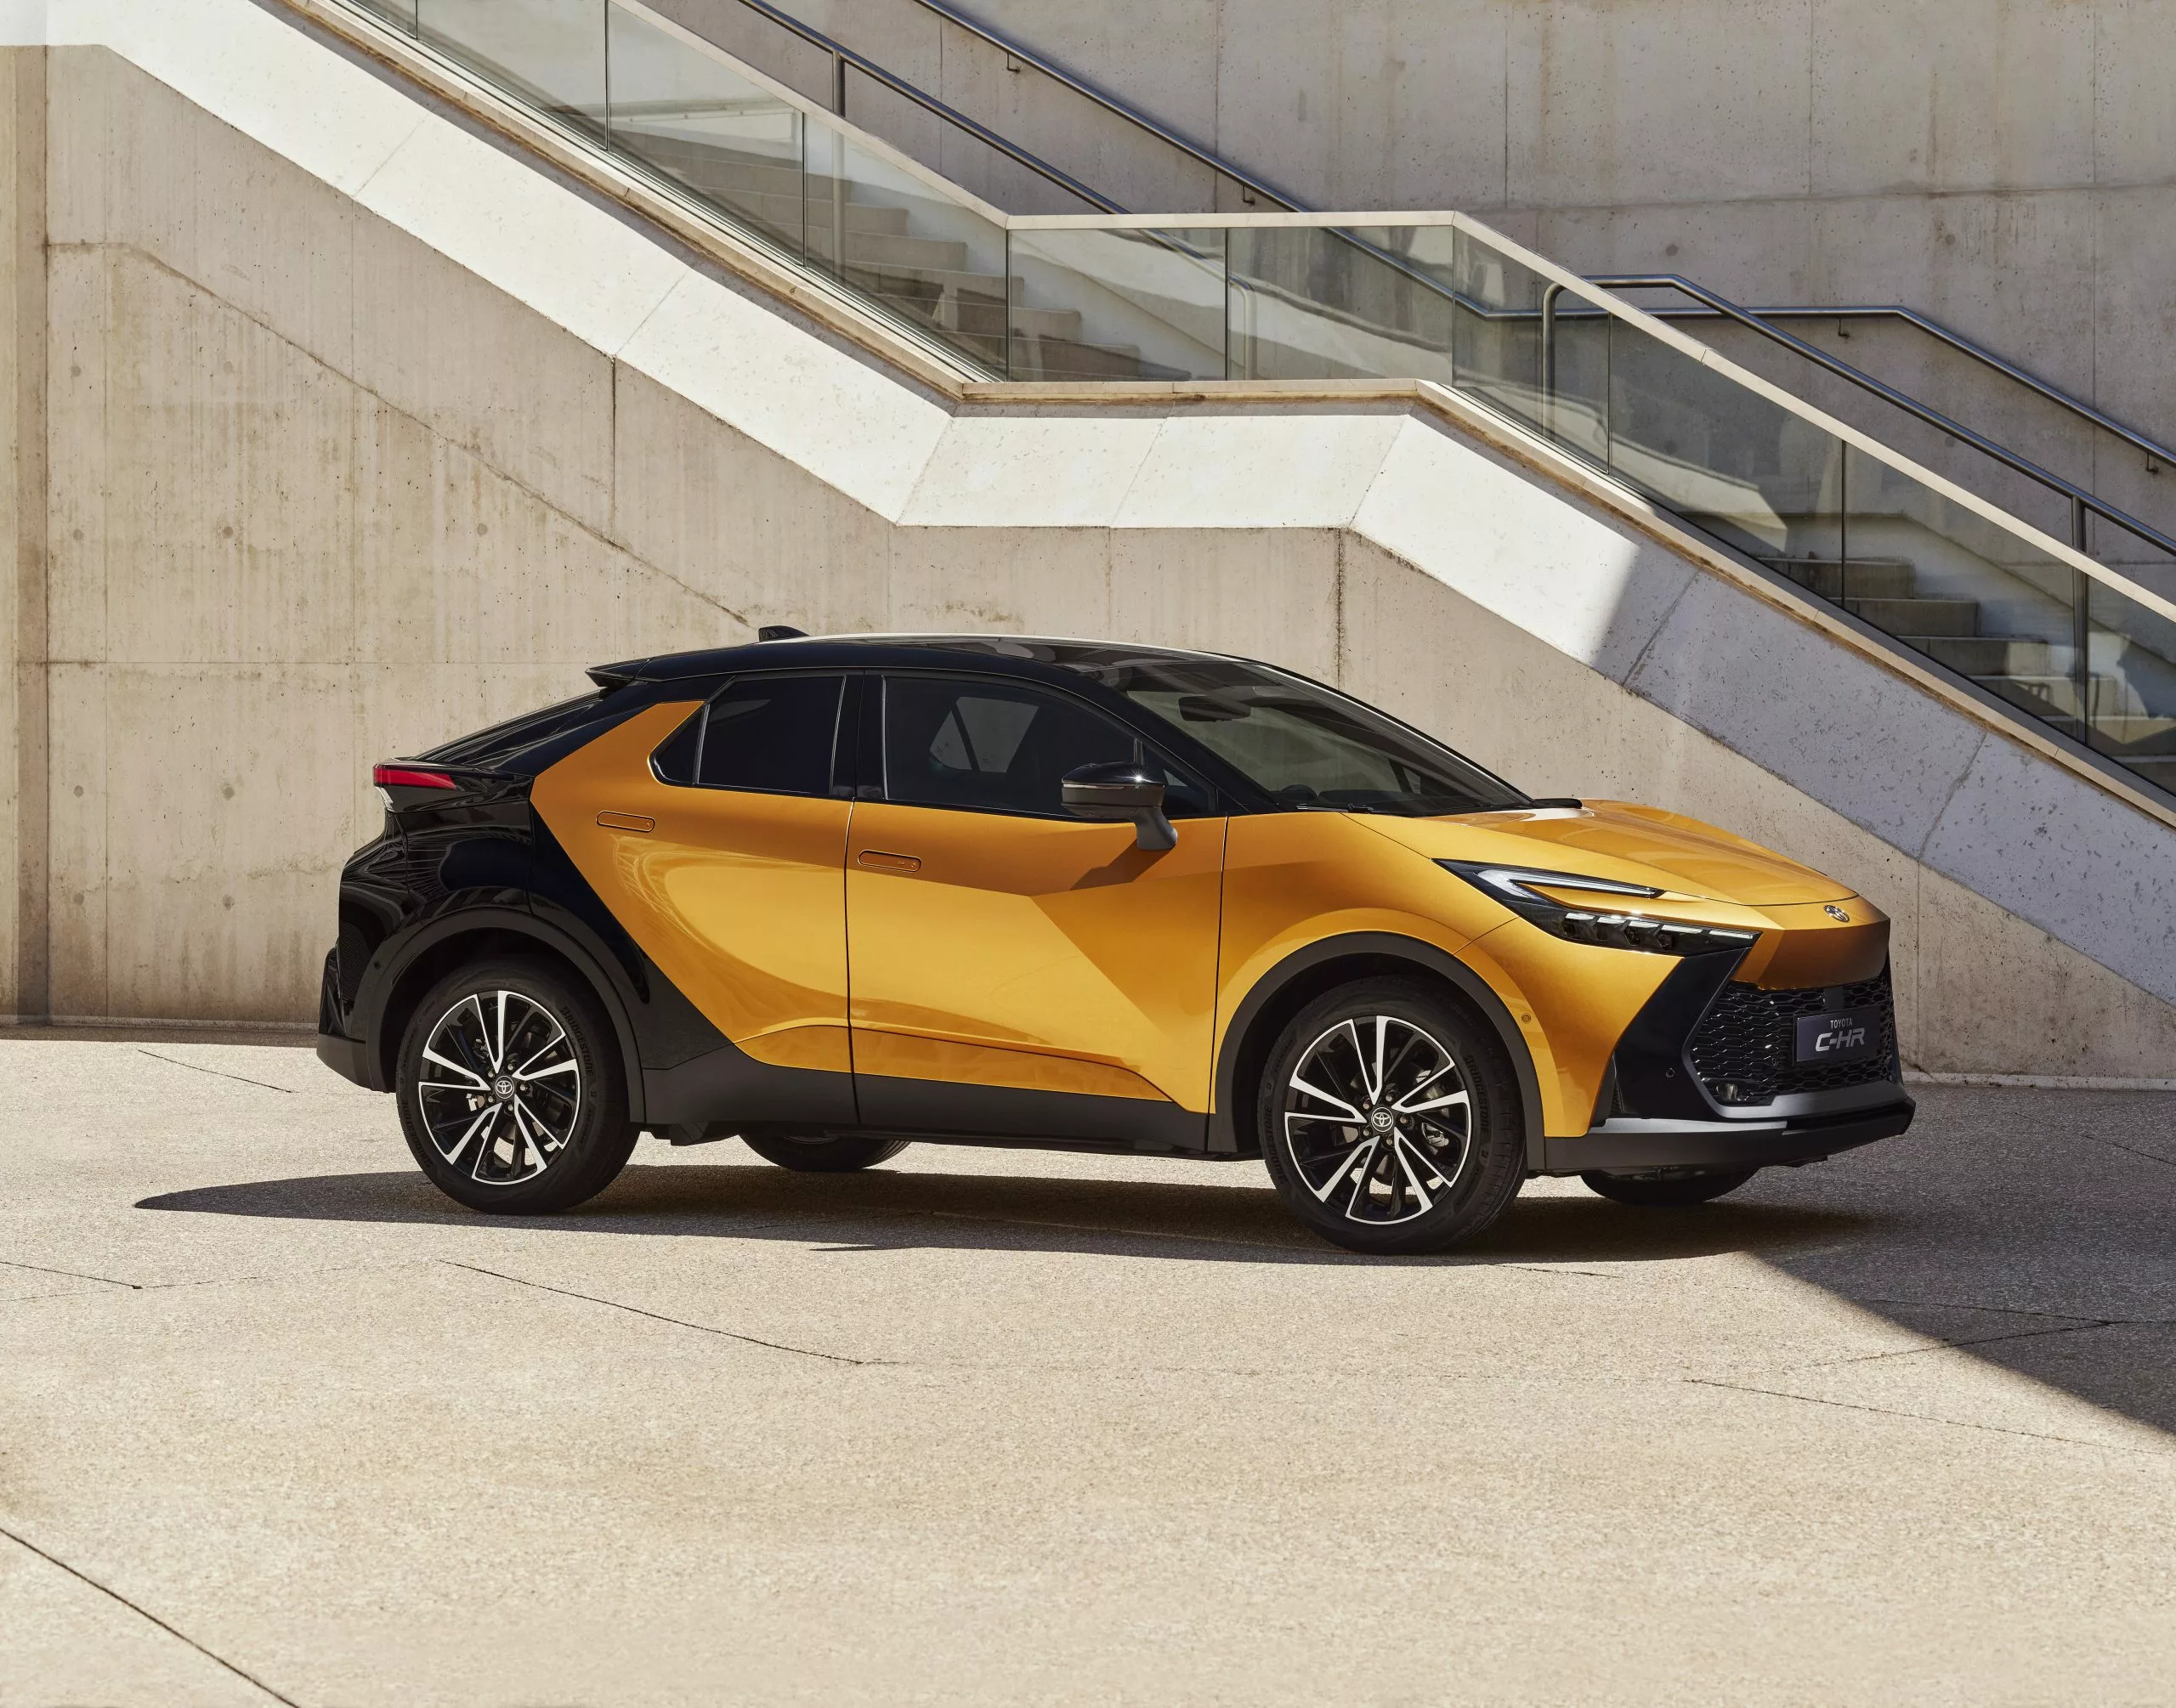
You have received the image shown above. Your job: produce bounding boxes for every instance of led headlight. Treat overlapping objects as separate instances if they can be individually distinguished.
[1437,860,1759,957]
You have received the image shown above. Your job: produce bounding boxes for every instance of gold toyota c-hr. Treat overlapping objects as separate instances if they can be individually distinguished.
[317,633,1911,1253]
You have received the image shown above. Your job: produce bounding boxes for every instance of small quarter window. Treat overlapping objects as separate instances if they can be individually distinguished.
[654,674,846,797]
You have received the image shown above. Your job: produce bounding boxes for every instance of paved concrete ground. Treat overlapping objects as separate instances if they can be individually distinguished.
[0,1038,2169,1706]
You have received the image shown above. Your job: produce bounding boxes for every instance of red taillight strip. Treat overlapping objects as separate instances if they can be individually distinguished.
[372,765,458,790]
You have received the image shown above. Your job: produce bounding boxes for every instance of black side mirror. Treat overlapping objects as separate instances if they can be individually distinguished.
[1062,761,1177,851]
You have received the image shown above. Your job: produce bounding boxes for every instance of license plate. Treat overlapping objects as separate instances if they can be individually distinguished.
[1794,1009,1878,1065]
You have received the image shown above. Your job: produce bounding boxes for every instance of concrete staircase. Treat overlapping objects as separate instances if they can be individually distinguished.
[1769,557,2176,791]
[616,130,1170,380]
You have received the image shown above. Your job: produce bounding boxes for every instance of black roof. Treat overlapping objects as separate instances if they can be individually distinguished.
[588,633,1236,687]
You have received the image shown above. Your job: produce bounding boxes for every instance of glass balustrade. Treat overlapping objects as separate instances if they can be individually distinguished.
[332,0,2176,801]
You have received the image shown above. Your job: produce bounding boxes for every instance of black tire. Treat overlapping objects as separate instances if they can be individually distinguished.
[1581,1168,1756,1207]
[1258,976,1527,1255]
[742,1133,910,1173]
[395,959,636,1214]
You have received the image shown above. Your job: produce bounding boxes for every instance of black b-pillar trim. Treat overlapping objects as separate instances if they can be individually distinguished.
[1608,951,1748,1121]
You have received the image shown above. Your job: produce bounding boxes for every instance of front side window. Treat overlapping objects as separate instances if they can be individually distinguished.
[1074,656,1525,817]
[654,674,846,796]
[881,676,1208,818]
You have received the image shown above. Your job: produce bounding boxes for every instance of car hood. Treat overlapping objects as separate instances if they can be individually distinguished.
[1358,800,1858,908]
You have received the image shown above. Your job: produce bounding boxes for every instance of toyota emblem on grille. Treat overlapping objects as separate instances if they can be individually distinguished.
[1824,904,1851,922]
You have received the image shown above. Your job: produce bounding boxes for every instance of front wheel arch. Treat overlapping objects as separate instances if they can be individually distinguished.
[1210,933,1544,1170]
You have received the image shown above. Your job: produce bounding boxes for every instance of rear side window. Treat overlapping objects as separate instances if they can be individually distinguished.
[654,675,846,797]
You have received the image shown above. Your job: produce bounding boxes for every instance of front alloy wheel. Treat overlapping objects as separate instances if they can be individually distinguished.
[396,960,635,1213]
[1259,977,1527,1255]
[1281,1015,1472,1226]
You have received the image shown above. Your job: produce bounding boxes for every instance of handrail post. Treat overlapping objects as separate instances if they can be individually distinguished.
[826,54,847,283]
[2073,496,2093,742]
[1837,440,1850,608]
[1220,240,1231,380]
[1540,281,1563,443]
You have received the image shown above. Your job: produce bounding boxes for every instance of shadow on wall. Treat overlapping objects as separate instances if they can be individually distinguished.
[139,1086,2175,1438]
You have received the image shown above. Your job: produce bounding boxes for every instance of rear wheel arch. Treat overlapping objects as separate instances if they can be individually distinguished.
[1211,933,1544,1170]
[369,911,647,1123]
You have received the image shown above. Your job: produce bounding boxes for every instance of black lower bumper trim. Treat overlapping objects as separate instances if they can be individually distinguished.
[315,1028,373,1089]
[1538,1098,1912,1175]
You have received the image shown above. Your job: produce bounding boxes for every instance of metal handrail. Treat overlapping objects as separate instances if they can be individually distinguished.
[892,0,1305,212]
[1542,274,2176,566]
[873,11,2176,484]
[1543,273,2176,730]
[711,0,1123,212]
[1600,275,2176,481]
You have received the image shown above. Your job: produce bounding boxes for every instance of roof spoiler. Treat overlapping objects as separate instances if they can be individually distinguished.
[586,657,653,690]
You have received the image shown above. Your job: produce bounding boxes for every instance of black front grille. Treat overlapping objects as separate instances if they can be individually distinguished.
[1688,971,1896,1106]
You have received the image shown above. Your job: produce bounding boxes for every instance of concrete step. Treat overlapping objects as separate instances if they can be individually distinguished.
[1009,334,1161,380]
[1846,596,1980,636]
[2094,716,2176,754]
[1910,635,2054,676]
[1980,675,2087,718]
[619,140,859,206]
[832,230,972,273]
[844,262,1011,307]
[861,290,1155,377]
[1974,674,2162,721]
[2041,713,2176,752]
[1766,556,1917,602]
[1009,304,1086,342]
[694,184,914,239]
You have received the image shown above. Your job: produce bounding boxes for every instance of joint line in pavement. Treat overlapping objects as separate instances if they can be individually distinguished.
[1682,1377,2153,1454]
[0,1521,301,1705]
[136,1048,296,1094]
[441,1260,880,1365]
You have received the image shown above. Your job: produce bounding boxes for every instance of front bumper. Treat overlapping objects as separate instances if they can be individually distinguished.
[1538,1094,1912,1175]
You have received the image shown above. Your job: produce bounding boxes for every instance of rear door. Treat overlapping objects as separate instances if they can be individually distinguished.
[535,673,857,1087]
[845,672,1227,1146]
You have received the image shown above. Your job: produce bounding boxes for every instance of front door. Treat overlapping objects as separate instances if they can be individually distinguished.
[847,673,1226,1148]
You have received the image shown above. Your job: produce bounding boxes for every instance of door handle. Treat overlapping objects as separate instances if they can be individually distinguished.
[596,811,655,833]
[857,849,921,873]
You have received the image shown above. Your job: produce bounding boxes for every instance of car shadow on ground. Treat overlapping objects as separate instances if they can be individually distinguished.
[138,1158,1875,1268]
[137,1083,2176,1436]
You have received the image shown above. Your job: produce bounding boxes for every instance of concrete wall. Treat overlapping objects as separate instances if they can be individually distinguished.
[8,1,2176,1083]
[0,50,44,1023]
[734,0,2176,534]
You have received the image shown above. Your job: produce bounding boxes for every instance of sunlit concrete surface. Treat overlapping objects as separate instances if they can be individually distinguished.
[0,1036,2171,1705]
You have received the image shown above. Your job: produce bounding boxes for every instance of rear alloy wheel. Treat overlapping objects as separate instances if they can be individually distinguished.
[1259,978,1527,1255]
[1581,1168,1755,1207]
[396,960,635,1213]
[742,1133,910,1173]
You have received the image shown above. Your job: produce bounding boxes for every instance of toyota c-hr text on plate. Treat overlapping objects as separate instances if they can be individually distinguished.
[317,634,1911,1254]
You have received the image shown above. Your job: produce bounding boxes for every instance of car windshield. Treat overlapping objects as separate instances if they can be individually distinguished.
[1053,652,1528,816]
